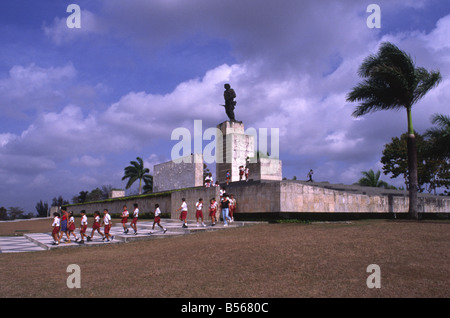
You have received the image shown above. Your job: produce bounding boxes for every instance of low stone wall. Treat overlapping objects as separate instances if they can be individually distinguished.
[170,186,219,219]
[65,181,450,221]
[224,180,450,214]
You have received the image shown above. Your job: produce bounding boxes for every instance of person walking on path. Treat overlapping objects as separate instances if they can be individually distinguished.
[151,204,167,234]
[102,209,114,242]
[121,205,129,234]
[196,198,207,227]
[229,194,236,222]
[87,211,104,242]
[130,203,139,235]
[209,198,218,226]
[221,194,232,226]
[51,212,61,245]
[176,198,189,228]
[79,210,88,244]
[67,211,79,243]
[59,207,70,243]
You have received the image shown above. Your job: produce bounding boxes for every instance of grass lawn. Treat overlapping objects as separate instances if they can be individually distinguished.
[0,219,449,298]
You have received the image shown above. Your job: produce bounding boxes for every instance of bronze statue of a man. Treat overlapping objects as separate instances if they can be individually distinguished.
[223,83,237,121]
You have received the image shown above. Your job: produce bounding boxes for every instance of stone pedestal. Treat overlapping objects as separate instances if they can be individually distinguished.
[215,121,282,183]
[246,157,282,181]
[216,121,254,183]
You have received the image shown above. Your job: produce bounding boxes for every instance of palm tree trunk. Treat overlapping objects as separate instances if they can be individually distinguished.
[138,178,142,195]
[406,107,419,219]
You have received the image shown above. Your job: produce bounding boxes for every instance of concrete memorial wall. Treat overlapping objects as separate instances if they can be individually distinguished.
[66,120,449,219]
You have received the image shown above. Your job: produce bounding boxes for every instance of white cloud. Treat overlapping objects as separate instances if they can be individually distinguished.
[70,155,105,167]
[43,10,107,45]
[0,63,77,119]
[0,133,16,147]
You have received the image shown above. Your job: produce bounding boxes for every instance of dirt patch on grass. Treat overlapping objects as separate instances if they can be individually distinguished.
[0,218,52,236]
[0,220,449,298]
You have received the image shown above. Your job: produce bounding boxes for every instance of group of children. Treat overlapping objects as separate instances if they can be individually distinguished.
[204,172,223,188]
[51,202,167,245]
[205,168,250,188]
[176,192,237,228]
[51,192,238,245]
[238,166,250,182]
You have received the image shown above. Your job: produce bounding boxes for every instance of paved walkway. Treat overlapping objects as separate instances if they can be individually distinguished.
[0,219,263,253]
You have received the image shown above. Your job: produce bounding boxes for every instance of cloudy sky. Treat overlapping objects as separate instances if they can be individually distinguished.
[1,0,449,214]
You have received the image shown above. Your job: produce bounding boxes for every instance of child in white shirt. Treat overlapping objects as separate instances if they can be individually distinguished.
[51,212,61,245]
[196,198,206,227]
[151,204,167,234]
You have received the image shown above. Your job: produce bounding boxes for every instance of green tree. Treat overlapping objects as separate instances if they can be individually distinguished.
[357,169,389,188]
[86,187,104,202]
[51,196,69,207]
[35,200,49,218]
[382,132,449,194]
[122,157,152,195]
[101,185,113,199]
[346,42,442,219]
[8,207,24,220]
[0,207,8,220]
[142,178,153,194]
[425,113,450,159]
[425,114,450,194]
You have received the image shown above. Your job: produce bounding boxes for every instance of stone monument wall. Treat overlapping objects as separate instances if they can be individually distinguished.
[216,121,254,183]
[66,181,449,220]
[153,154,204,192]
[246,158,282,181]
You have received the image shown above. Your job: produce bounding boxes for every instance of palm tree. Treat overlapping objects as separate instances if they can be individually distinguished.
[346,42,442,219]
[122,157,153,195]
[142,177,153,194]
[357,169,388,188]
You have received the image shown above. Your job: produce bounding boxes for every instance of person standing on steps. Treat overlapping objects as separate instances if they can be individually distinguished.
[307,169,314,182]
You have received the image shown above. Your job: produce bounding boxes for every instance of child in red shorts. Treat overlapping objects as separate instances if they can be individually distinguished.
[130,203,139,235]
[79,210,88,244]
[151,204,167,234]
[196,198,206,227]
[229,194,236,222]
[51,212,61,245]
[87,211,104,242]
[176,198,188,228]
[209,198,217,226]
[121,205,129,234]
[102,209,114,242]
[67,211,79,243]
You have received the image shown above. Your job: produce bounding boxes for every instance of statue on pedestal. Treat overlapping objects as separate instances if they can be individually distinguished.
[222,83,238,122]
